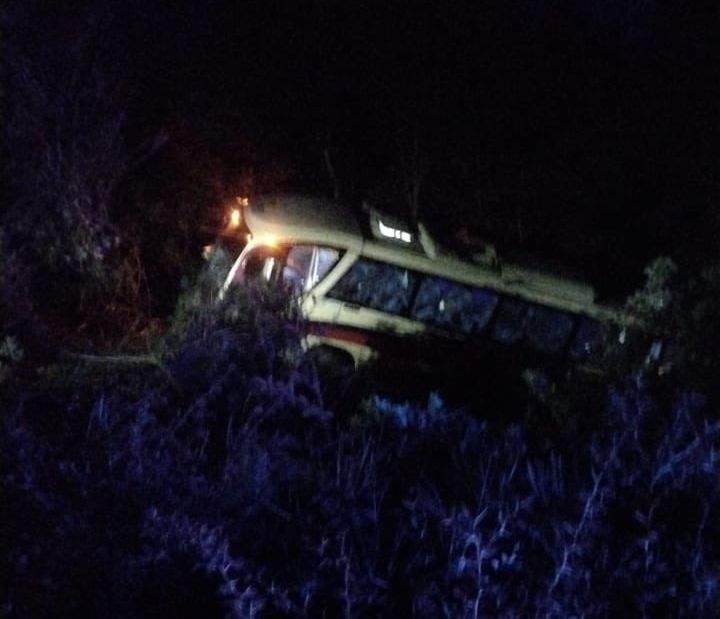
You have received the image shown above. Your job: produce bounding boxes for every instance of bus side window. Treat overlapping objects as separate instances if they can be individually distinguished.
[411,277,447,324]
[411,277,497,334]
[492,297,529,344]
[569,318,606,359]
[468,289,499,332]
[525,306,575,354]
[328,258,416,314]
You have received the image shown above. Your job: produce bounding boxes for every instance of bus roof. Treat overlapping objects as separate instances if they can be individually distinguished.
[244,195,364,250]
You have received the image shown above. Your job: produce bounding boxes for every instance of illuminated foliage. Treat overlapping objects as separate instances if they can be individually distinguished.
[1,292,717,616]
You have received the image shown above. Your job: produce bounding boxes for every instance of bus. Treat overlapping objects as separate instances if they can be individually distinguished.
[220,195,631,382]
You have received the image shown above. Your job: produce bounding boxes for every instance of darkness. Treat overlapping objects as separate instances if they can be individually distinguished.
[118,1,720,291]
[16,1,714,294]
[3,3,720,616]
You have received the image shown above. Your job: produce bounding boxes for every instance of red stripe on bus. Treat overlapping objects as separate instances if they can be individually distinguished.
[307,322,373,347]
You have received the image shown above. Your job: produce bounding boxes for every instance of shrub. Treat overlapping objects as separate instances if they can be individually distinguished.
[619,257,720,403]
[1,1,167,343]
[1,286,718,617]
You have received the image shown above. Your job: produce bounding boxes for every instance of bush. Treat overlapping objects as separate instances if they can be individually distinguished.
[619,257,720,403]
[1,286,718,617]
[1,1,169,346]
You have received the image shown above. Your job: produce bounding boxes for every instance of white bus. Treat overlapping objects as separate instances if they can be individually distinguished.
[221,195,627,375]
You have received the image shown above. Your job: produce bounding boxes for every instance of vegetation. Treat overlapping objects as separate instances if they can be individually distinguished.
[1,280,718,617]
[2,1,720,616]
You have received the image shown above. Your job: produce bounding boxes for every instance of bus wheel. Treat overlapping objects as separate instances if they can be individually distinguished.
[305,346,357,410]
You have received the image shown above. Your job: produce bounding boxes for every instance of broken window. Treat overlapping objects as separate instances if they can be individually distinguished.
[329,258,416,314]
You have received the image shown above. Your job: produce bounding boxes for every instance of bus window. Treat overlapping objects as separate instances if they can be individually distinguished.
[328,258,416,314]
[492,297,529,344]
[282,246,340,292]
[411,277,498,334]
[283,245,314,291]
[525,306,575,354]
[569,317,606,359]
[311,247,341,288]
[240,246,283,284]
